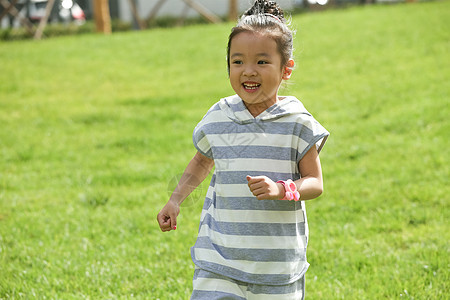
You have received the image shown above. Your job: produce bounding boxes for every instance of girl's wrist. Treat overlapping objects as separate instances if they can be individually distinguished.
[276,182,285,200]
[169,195,183,206]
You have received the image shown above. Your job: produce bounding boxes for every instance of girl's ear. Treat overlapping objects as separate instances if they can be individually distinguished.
[282,59,295,80]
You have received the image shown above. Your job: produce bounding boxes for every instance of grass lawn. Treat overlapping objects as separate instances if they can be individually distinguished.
[0,1,449,299]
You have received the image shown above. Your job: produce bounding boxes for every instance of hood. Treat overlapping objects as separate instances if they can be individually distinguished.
[219,94,310,124]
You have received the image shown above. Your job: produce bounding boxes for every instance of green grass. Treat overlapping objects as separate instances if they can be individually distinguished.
[0,1,449,298]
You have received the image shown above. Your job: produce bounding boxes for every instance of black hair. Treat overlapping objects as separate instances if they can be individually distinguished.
[226,0,294,75]
[243,0,286,22]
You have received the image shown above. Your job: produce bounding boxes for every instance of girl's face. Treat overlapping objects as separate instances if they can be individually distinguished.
[229,31,288,113]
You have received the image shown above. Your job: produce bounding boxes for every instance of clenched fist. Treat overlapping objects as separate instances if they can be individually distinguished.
[246,175,284,200]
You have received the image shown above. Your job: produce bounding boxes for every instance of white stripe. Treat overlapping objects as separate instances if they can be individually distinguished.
[193,277,246,297]
[209,132,302,148]
[198,110,230,124]
[197,224,307,250]
[298,138,310,155]
[215,158,297,173]
[206,205,304,224]
[271,112,310,123]
[196,136,210,154]
[194,248,305,275]
[201,107,316,130]
[248,290,303,300]
[205,183,214,199]
[235,110,252,121]
[198,113,316,135]
[214,183,253,198]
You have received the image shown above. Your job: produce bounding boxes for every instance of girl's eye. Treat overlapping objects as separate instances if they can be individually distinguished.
[232,60,243,65]
[258,60,268,65]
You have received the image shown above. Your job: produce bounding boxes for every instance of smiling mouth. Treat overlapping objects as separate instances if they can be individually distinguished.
[242,82,261,91]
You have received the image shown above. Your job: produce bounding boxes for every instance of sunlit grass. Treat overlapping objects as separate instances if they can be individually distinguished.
[0,1,449,298]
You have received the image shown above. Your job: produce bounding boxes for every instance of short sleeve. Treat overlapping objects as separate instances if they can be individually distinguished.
[193,124,213,159]
[296,114,329,163]
[192,104,220,159]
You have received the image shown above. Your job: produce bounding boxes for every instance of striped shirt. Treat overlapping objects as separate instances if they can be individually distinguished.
[191,95,329,285]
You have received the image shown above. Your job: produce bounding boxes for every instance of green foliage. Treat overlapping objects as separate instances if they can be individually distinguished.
[0,20,131,41]
[0,1,449,298]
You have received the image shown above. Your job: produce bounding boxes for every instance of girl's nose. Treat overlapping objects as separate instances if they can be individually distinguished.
[243,65,257,77]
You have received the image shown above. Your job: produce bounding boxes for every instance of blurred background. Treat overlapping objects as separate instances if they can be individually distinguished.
[0,0,416,39]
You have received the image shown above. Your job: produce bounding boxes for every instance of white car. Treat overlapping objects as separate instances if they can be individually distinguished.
[25,0,85,23]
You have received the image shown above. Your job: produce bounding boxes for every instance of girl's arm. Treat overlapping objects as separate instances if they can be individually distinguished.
[293,144,323,200]
[157,151,214,232]
[247,146,323,200]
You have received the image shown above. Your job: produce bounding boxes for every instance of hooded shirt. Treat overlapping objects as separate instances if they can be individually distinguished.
[191,94,329,285]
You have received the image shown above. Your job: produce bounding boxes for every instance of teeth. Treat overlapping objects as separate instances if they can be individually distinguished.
[243,83,260,89]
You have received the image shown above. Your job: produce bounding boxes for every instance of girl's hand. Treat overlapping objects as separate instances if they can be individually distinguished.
[157,200,180,232]
[246,175,284,200]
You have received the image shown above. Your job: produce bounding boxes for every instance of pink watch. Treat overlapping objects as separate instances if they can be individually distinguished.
[277,180,300,201]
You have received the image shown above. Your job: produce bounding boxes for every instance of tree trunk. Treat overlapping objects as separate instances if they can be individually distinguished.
[94,0,111,34]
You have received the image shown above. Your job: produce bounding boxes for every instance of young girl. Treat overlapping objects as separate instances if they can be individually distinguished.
[157,0,329,298]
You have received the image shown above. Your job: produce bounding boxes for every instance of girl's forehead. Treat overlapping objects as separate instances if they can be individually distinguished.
[230,31,278,53]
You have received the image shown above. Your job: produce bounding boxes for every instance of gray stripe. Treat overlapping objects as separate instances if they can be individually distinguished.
[265,104,290,116]
[194,237,306,262]
[227,101,247,113]
[191,290,246,300]
[205,102,221,113]
[249,275,305,295]
[201,213,305,236]
[200,120,315,137]
[297,132,329,161]
[204,193,304,211]
[212,145,297,160]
